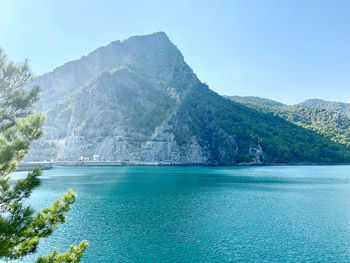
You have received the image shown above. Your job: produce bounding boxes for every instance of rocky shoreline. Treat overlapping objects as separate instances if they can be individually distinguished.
[17,162,54,171]
[17,161,350,171]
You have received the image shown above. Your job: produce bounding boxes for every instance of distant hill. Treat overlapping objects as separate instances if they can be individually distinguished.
[230,96,350,148]
[26,33,350,164]
[298,99,350,117]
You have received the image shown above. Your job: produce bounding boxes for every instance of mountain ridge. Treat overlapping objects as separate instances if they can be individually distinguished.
[26,32,350,164]
[230,96,350,148]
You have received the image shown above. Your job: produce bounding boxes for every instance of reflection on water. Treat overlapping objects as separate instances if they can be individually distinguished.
[14,165,350,262]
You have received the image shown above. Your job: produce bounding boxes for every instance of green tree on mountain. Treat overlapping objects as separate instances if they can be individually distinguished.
[0,50,88,262]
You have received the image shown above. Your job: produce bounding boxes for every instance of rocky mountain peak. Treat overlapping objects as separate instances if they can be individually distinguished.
[32,32,190,111]
[26,33,350,165]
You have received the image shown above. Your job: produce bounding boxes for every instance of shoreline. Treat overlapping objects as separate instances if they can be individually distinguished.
[17,161,350,171]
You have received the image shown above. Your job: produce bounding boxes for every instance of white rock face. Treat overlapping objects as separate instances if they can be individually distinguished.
[139,123,208,163]
[26,32,263,165]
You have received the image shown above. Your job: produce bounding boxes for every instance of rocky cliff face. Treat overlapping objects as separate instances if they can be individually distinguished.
[27,32,213,163]
[26,32,350,164]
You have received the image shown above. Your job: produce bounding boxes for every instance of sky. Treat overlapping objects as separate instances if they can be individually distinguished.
[1,0,350,104]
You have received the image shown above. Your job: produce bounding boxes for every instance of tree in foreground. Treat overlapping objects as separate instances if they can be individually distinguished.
[0,50,88,262]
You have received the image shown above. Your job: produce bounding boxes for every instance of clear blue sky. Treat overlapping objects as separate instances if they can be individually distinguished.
[1,0,350,104]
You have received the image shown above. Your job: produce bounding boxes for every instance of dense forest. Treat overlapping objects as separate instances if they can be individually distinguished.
[24,32,350,165]
[229,96,350,148]
[166,86,350,164]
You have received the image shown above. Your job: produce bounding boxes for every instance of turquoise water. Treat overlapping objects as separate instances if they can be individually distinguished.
[14,165,350,262]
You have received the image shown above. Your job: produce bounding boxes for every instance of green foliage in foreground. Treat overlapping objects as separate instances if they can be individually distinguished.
[0,50,88,261]
[36,241,89,263]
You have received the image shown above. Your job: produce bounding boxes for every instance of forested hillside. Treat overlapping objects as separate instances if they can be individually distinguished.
[26,33,350,164]
[229,96,350,148]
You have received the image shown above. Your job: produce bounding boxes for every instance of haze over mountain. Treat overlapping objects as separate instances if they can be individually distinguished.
[230,96,350,147]
[26,32,350,165]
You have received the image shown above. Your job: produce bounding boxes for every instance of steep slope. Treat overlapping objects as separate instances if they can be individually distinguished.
[169,87,350,164]
[226,96,285,107]
[27,33,350,164]
[28,32,205,162]
[31,32,190,111]
[231,96,350,148]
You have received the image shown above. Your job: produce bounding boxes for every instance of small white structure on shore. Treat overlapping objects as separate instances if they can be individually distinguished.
[93,155,100,161]
[78,156,84,162]
[83,157,90,162]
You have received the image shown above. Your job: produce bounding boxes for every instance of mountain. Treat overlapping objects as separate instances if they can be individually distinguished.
[297,99,350,117]
[226,96,285,107]
[230,96,350,148]
[27,32,350,164]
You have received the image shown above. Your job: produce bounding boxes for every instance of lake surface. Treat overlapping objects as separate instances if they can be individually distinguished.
[14,165,350,262]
